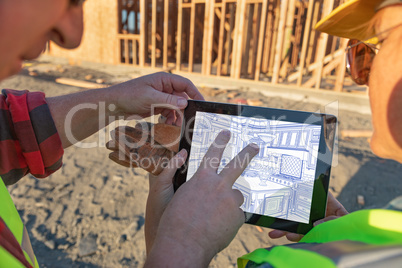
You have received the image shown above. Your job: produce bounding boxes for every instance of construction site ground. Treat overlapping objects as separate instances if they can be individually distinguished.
[1,56,401,267]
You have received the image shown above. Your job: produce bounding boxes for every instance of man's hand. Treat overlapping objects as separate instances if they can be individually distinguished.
[268,191,348,242]
[144,130,260,267]
[47,72,203,148]
[313,191,348,225]
[109,72,204,126]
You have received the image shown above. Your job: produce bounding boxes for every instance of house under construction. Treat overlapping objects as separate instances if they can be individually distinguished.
[48,0,362,93]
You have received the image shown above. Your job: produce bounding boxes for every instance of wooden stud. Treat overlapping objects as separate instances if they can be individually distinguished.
[195,4,204,67]
[202,1,210,75]
[133,39,138,65]
[261,0,274,74]
[212,8,220,60]
[341,130,373,139]
[268,0,280,75]
[306,0,321,71]
[241,4,252,78]
[152,0,157,68]
[254,1,268,81]
[217,0,227,76]
[55,78,107,89]
[297,0,315,87]
[163,0,169,68]
[205,0,216,75]
[230,0,240,77]
[249,3,260,78]
[176,0,183,71]
[334,38,349,92]
[183,5,191,71]
[279,0,296,78]
[232,0,247,79]
[315,0,335,89]
[291,1,304,69]
[272,0,289,84]
[223,2,235,75]
[189,1,196,72]
[140,0,146,67]
[171,0,178,63]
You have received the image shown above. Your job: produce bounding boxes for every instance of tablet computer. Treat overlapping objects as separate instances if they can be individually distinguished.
[174,100,337,234]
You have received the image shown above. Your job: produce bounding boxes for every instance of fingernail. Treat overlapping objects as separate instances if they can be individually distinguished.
[177,98,187,107]
[221,130,231,137]
[249,143,259,151]
[313,220,323,227]
[177,149,187,158]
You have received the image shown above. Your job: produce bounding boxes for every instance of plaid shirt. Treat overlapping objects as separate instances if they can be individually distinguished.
[0,89,64,185]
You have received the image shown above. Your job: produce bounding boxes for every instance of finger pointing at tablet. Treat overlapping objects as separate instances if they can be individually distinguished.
[145,130,260,267]
[199,129,231,172]
[219,142,259,185]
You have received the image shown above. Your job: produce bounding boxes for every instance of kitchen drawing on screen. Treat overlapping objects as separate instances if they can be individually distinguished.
[187,112,322,224]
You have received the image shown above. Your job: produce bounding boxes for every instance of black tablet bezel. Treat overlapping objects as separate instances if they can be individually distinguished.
[174,100,336,234]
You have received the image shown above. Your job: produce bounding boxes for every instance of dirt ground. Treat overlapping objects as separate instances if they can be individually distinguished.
[2,59,402,268]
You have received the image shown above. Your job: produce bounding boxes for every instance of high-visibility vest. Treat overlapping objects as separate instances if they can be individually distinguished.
[0,177,39,267]
[238,209,402,267]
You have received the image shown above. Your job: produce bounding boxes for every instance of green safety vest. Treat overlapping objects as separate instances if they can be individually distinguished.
[238,209,402,267]
[0,177,39,267]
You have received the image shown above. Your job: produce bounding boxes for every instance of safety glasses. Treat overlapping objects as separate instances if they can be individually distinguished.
[70,0,86,7]
[345,22,402,85]
[345,39,378,85]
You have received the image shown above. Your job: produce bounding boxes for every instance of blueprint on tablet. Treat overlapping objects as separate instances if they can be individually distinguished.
[186,112,322,224]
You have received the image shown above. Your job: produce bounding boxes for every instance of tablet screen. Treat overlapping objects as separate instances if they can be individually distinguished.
[175,100,336,234]
[186,112,321,224]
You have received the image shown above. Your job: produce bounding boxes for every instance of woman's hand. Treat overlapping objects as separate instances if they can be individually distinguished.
[268,191,348,242]
[144,130,260,267]
[145,149,187,253]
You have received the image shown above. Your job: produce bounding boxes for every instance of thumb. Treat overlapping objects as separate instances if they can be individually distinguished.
[154,91,188,109]
[157,149,188,187]
[313,215,339,227]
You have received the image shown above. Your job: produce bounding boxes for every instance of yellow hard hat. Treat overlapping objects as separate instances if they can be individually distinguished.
[315,0,401,42]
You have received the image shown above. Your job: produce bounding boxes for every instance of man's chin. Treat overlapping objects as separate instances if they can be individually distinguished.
[370,134,402,163]
[0,64,22,81]
[0,69,13,81]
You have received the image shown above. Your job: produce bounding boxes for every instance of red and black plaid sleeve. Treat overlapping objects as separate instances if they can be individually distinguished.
[0,89,64,185]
